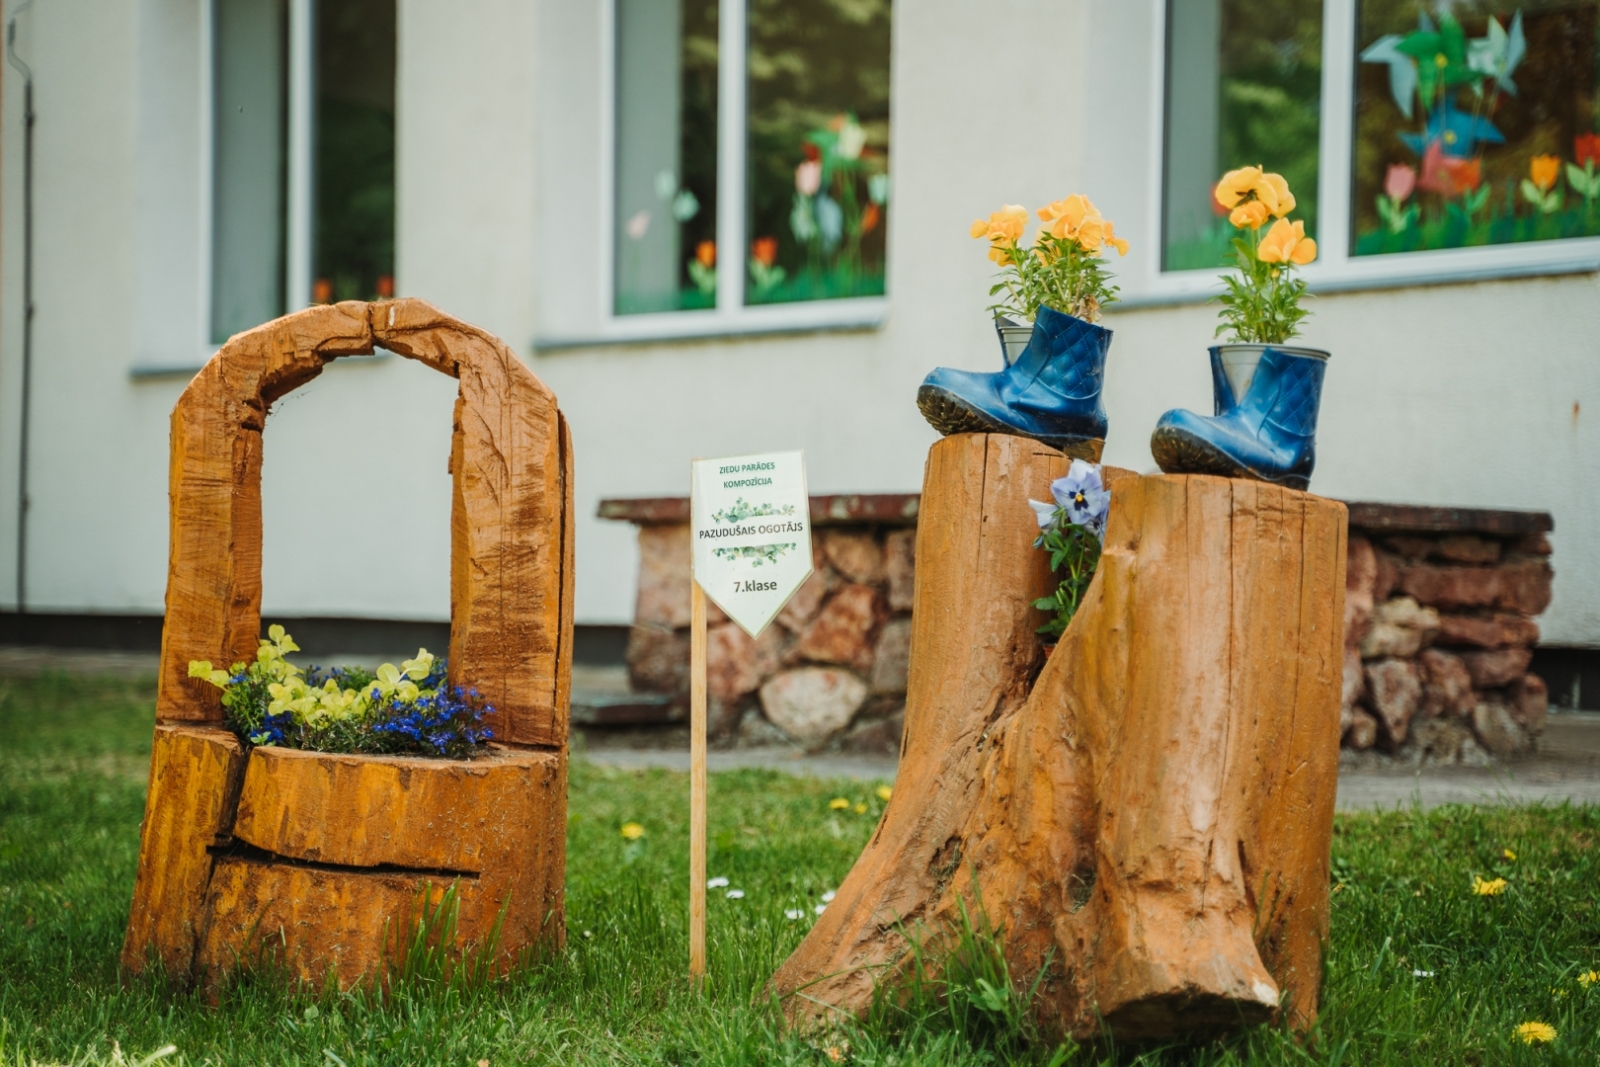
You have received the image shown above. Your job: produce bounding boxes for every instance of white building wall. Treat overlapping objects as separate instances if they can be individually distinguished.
[0,0,1594,646]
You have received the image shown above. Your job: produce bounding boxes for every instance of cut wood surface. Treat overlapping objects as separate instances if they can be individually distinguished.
[231,744,563,874]
[193,745,566,992]
[126,300,572,991]
[772,434,1346,1042]
[158,298,570,748]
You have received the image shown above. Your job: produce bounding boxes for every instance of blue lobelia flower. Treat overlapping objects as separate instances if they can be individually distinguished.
[1030,459,1110,538]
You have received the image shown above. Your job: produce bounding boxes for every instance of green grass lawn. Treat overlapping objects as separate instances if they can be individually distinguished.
[3,675,1600,1065]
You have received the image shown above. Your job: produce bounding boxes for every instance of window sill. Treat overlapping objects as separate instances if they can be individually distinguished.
[1121,237,1600,312]
[533,297,889,353]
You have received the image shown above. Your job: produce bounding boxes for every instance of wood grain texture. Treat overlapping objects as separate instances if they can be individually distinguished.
[130,299,571,990]
[193,858,514,993]
[772,436,1345,1043]
[121,725,246,976]
[231,745,564,875]
[158,298,568,748]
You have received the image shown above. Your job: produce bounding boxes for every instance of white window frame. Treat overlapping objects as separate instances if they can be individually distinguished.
[1135,0,1600,308]
[591,0,891,345]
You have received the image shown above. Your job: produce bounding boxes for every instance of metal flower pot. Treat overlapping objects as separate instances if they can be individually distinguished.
[994,313,1033,367]
[1213,343,1329,411]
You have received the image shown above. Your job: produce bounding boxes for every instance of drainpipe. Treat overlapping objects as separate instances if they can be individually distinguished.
[7,4,32,622]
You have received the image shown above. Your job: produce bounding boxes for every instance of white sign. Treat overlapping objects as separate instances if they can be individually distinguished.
[690,451,813,638]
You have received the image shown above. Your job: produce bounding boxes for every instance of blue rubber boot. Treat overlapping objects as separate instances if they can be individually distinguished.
[917,305,1109,460]
[1149,344,1328,490]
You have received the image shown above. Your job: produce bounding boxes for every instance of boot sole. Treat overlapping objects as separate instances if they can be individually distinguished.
[1149,426,1309,491]
[917,385,1104,462]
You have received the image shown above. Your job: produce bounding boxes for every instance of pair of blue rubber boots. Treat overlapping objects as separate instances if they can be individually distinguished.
[916,305,1327,490]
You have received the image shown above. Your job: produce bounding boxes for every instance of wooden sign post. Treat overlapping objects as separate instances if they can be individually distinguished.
[687,451,813,983]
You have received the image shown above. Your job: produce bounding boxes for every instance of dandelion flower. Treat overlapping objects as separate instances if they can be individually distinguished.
[1473,876,1508,896]
[853,802,867,814]
[785,908,805,921]
[1515,1021,1556,1044]
[1503,848,1517,861]
[726,889,745,900]
[707,876,729,889]
[829,798,850,811]
[1578,970,1599,988]
[875,785,893,801]
[620,822,645,840]
[822,890,837,902]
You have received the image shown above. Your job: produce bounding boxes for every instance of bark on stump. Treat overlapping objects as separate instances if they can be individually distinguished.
[122,299,573,991]
[771,434,1346,1042]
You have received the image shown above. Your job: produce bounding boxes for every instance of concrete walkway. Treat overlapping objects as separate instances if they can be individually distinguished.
[582,714,1600,812]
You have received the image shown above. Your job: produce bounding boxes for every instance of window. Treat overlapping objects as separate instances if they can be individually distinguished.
[207,0,395,345]
[745,0,891,305]
[312,0,396,303]
[610,0,892,320]
[210,0,288,344]
[612,0,720,315]
[1353,0,1600,256]
[1161,0,1600,282]
[1162,0,1324,271]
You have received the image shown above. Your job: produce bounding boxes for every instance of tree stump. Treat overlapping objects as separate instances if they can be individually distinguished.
[771,434,1346,1042]
[122,299,573,991]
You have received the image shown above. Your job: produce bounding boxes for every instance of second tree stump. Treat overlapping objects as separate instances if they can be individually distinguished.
[771,434,1346,1041]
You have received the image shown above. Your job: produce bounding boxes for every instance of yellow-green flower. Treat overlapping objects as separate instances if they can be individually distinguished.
[875,785,893,802]
[828,798,850,811]
[620,822,645,840]
[1473,876,1508,896]
[1515,1021,1556,1044]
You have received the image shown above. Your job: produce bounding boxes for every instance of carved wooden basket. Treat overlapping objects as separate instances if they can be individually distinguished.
[121,299,574,991]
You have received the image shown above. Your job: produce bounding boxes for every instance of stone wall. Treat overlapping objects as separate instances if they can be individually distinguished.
[606,494,1554,760]
[610,494,919,752]
[1342,510,1553,763]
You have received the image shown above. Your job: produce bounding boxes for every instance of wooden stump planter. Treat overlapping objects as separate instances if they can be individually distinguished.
[122,299,574,992]
[771,434,1346,1042]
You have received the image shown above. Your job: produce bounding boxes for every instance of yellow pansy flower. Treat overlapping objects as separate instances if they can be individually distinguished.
[1260,172,1295,217]
[1258,219,1317,265]
[969,205,1028,264]
[1229,200,1271,231]
[1038,194,1097,240]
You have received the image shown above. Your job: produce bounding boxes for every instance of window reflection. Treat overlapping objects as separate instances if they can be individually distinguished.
[613,0,719,316]
[1163,0,1324,272]
[745,0,891,305]
[1353,1,1600,256]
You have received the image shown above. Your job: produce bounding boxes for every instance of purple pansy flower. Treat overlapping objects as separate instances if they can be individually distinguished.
[1029,459,1109,538]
